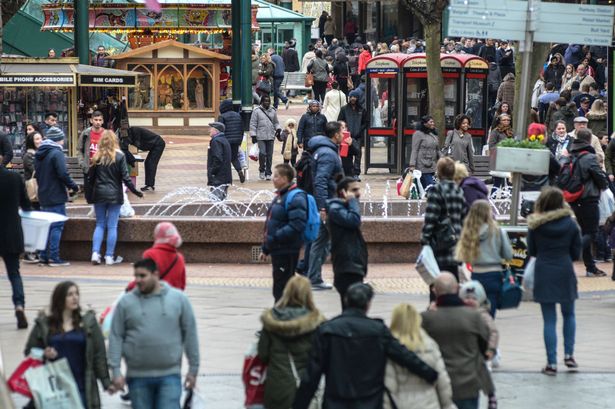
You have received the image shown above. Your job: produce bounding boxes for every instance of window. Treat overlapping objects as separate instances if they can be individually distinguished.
[157,65,184,110]
[127,64,153,110]
[187,65,214,110]
[370,77,397,128]
[465,78,484,129]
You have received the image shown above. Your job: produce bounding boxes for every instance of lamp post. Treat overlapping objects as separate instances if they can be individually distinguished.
[74,0,90,65]
[240,0,253,126]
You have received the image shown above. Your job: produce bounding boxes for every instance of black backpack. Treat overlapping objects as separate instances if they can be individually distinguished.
[557,151,589,203]
[295,150,315,194]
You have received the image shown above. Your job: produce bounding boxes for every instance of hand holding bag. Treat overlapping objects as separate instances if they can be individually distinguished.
[84,165,97,204]
[399,171,414,199]
[26,172,39,202]
[522,257,536,300]
[249,143,260,162]
[242,340,267,407]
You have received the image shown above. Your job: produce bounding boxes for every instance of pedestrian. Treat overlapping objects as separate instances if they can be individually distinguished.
[307,49,331,103]
[0,131,13,167]
[546,121,572,162]
[34,127,79,267]
[306,122,345,290]
[119,126,165,192]
[560,64,575,92]
[358,45,372,76]
[338,90,367,179]
[527,187,582,375]
[577,96,591,117]
[384,304,455,409]
[409,115,441,189]
[586,99,607,137]
[538,82,560,121]
[549,99,577,133]
[252,49,261,104]
[422,273,491,409]
[443,114,475,174]
[77,110,106,175]
[283,40,300,74]
[322,82,347,122]
[280,119,299,166]
[456,200,513,317]
[293,283,438,409]
[301,44,317,74]
[24,281,113,407]
[318,11,328,41]
[490,102,512,130]
[0,149,31,329]
[488,114,513,195]
[39,112,58,137]
[249,96,281,180]
[297,100,328,150]
[89,130,143,266]
[269,48,290,110]
[328,176,367,309]
[421,157,467,283]
[544,55,565,90]
[22,131,43,203]
[496,40,514,78]
[261,164,308,302]
[323,16,335,45]
[256,53,275,100]
[563,129,608,277]
[454,162,488,208]
[333,52,351,95]
[496,73,515,113]
[217,99,246,183]
[568,116,604,166]
[207,121,232,200]
[108,258,199,408]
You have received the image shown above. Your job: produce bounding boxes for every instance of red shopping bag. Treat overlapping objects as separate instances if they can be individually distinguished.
[242,342,267,407]
[8,356,44,397]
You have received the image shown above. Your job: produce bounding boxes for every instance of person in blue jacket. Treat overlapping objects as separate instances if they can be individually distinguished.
[217,99,246,183]
[268,48,290,110]
[261,163,308,302]
[206,122,232,201]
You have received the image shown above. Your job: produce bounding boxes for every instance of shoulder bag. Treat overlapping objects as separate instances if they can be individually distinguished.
[84,165,97,204]
[160,255,179,281]
[442,130,454,156]
[431,189,459,252]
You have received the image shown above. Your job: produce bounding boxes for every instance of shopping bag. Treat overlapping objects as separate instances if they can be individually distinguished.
[25,358,85,409]
[182,387,206,409]
[119,189,135,218]
[7,354,44,398]
[498,268,523,310]
[522,257,536,299]
[599,189,615,222]
[242,340,267,408]
[399,172,413,199]
[415,245,440,285]
[249,144,259,162]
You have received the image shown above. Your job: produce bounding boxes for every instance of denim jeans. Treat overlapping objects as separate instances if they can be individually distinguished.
[127,374,182,409]
[258,140,274,176]
[39,204,66,262]
[272,76,288,108]
[472,271,503,318]
[540,301,576,366]
[420,172,435,190]
[454,397,479,409]
[1,253,25,307]
[307,221,330,285]
[92,203,122,257]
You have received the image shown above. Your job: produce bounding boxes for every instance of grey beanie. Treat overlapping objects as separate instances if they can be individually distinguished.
[209,122,225,133]
[45,126,65,142]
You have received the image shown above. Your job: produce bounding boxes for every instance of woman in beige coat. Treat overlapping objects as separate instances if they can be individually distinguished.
[384,304,457,409]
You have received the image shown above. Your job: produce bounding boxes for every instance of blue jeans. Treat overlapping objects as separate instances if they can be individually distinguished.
[540,301,576,365]
[454,398,479,409]
[472,271,503,318]
[2,253,25,307]
[39,204,66,262]
[127,374,182,409]
[420,172,435,190]
[272,76,288,108]
[307,221,330,285]
[92,203,122,257]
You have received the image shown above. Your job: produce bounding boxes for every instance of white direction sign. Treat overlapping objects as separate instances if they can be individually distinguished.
[447,0,528,41]
[534,3,614,46]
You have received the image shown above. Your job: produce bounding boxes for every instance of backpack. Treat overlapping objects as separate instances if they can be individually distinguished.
[285,188,320,242]
[295,150,315,194]
[557,151,589,203]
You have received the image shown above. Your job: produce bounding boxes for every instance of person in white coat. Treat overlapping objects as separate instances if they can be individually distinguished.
[322,82,347,122]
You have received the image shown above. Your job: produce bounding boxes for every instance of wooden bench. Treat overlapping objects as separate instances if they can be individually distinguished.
[10,156,85,186]
[281,72,312,92]
[473,155,491,180]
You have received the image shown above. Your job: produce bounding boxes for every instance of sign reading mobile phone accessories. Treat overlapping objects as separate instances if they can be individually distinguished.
[0,75,75,86]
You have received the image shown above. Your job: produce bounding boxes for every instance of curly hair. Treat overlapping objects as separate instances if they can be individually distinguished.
[455,200,498,264]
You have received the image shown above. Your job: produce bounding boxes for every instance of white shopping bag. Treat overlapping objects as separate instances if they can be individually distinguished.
[599,189,615,224]
[416,245,440,285]
[249,143,259,161]
[522,257,536,299]
[25,358,85,409]
[120,189,135,218]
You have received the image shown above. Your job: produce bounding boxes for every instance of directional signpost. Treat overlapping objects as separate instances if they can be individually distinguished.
[534,3,615,46]
[447,0,528,41]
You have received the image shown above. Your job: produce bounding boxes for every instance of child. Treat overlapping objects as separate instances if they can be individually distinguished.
[279,118,299,166]
[460,280,499,409]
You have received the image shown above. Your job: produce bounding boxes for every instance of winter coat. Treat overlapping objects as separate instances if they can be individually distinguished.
[487,129,512,155]
[307,58,331,83]
[258,307,326,409]
[527,208,582,303]
[217,99,244,144]
[258,61,275,81]
[544,64,565,90]
[384,330,455,409]
[283,47,300,73]
[338,103,367,141]
[77,127,94,174]
[586,111,607,137]
[487,63,501,94]
[568,130,605,166]
[550,103,577,132]
[309,136,343,210]
[252,55,260,85]
[459,177,488,208]
[0,132,13,167]
[271,53,286,78]
[125,243,186,292]
[23,149,36,181]
[323,20,335,36]
[25,311,112,409]
[566,140,608,201]
[332,58,350,81]
[91,151,139,204]
[328,198,367,276]
[546,133,572,161]
[444,130,474,173]
[0,167,31,255]
[262,184,308,256]
[34,140,78,207]
[468,225,513,273]
[358,50,372,73]
[207,132,232,186]
[301,51,316,73]
[250,106,281,141]
[322,89,347,122]
[409,127,440,174]
[280,128,299,160]
[121,127,165,167]
[496,73,516,110]
[293,308,438,409]
[297,110,328,146]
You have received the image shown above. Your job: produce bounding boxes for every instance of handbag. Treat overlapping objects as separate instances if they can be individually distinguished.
[25,171,38,202]
[84,164,97,204]
[305,72,314,88]
[249,143,259,161]
[431,191,459,252]
[25,358,85,409]
[498,267,523,310]
[256,78,272,94]
[399,171,413,199]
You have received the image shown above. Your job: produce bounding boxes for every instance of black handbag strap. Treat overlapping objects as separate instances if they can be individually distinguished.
[160,254,179,281]
[384,387,399,409]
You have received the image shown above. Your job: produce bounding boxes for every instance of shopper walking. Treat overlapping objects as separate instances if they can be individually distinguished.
[409,115,441,189]
[488,114,514,195]
[443,114,475,174]
[121,127,166,192]
[269,48,290,110]
[217,99,246,183]
[25,281,113,408]
[322,82,347,122]
[280,119,299,166]
[77,111,105,175]
[250,96,281,180]
[307,50,331,103]
[338,90,367,179]
[527,187,582,375]
[207,122,232,200]
[297,100,328,150]
[546,120,572,161]
[256,53,275,100]
[22,131,43,202]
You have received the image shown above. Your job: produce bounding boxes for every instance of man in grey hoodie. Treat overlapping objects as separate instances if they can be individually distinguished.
[109,258,199,408]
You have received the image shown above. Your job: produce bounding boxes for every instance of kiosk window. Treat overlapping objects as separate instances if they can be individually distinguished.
[187,65,214,110]
[127,64,153,110]
[444,78,457,129]
[405,78,427,127]
[465,78,484,129]
[370,77,396,128]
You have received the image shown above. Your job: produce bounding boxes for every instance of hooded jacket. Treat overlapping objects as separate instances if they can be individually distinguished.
[551,103,577,132]
[338,101,367,141]
[217,99,244,144]
[309,136,343,209]
[207,132,232,186]
[566,140,608,201]
[459,176,489,207]
[108,282,199,379]
[121,127,165,167]
[358,50,372,73]
[91,151,140,204]
[528,208,581,303]
[258,307,326,409]
[34,139,78,207]
[297,108,328,146]
[250,105,281,142]
[586,111,607,137]
[328,197,368,276]
[262,184,308,256]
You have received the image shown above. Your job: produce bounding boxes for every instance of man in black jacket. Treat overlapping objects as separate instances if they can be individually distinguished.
[282,40,300,73]
[293,283,438,409]
[121,127,166,192]
[0,131,13,167]
[297,101,328,149]
[566,129,609,277]
[338,90,367,178]
[217,99,245,183]
[207,122,232,201]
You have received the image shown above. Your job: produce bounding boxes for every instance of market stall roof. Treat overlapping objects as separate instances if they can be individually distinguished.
[110,39,231,60]
[252,0,314,23]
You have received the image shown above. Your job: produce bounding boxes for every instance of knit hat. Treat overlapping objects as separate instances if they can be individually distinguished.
[154,222,183,248]
[348,89,361,99]
[308,99,321,107]
[459,280,488,307]
[209,121,226,133]
[45,126,65,142]
[527,123,546,142]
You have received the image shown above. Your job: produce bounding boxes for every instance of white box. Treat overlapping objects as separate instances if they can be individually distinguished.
[20,211,69,252]
[495,147,550,176]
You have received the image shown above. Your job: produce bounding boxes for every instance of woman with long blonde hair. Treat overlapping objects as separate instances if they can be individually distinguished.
[89,130,142,265]
[384,304,454,409]
[455,200,513,318]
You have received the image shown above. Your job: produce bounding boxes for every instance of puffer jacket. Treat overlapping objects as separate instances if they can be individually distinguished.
[409,126,440,173]
[91,151,140,204]
[384,330,455,409]
[218,99,244,144]
[262,184,308,256]
[328,198,367,276]
[207,132,232,186]
[23,149,36,181]
[309,136,343,210]
[258,307,326,409]
[250,106,281,141]
[297,110,328,146]
[34,140,78,207]
[566,140,608,201]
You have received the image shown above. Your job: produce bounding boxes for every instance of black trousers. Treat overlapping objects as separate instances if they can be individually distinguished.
[272,253,299,302]
[312,81,328,103]
[334,273,364,310]
[229,142,242,173]
[572,200,599,273]
[144,141,165,187]
[258,140,274,176]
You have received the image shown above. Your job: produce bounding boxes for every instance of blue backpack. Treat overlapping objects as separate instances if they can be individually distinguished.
[285,188,320,242]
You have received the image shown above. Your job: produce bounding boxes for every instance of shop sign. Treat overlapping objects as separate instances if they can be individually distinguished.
[0,75,75,86]
[80,75,136,86]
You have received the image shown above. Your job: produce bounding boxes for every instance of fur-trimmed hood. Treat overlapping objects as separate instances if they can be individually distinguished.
[260,307,325,338]
[527,208,574,230]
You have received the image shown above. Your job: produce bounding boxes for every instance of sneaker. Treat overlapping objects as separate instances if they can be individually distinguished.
[285,100,291,110]
[140,185,155,192]
[15,309,28,330]
[238,170,246,183]
[105,256,123,265]
[23,253,39,264]
[259,172,266,180]
[266,175,272,181]
[38,258,49,266]
[564,355,578,370]
[586,269,607,277]
[311,281,333,290]
[48,259,70,267]
[541,365,557,376]
[120,392,131,402]
[91,252,101,265]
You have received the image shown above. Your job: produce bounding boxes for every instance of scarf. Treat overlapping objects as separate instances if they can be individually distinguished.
[496,124,514,138]
[283,129,296,160]
[552,133,569,160]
